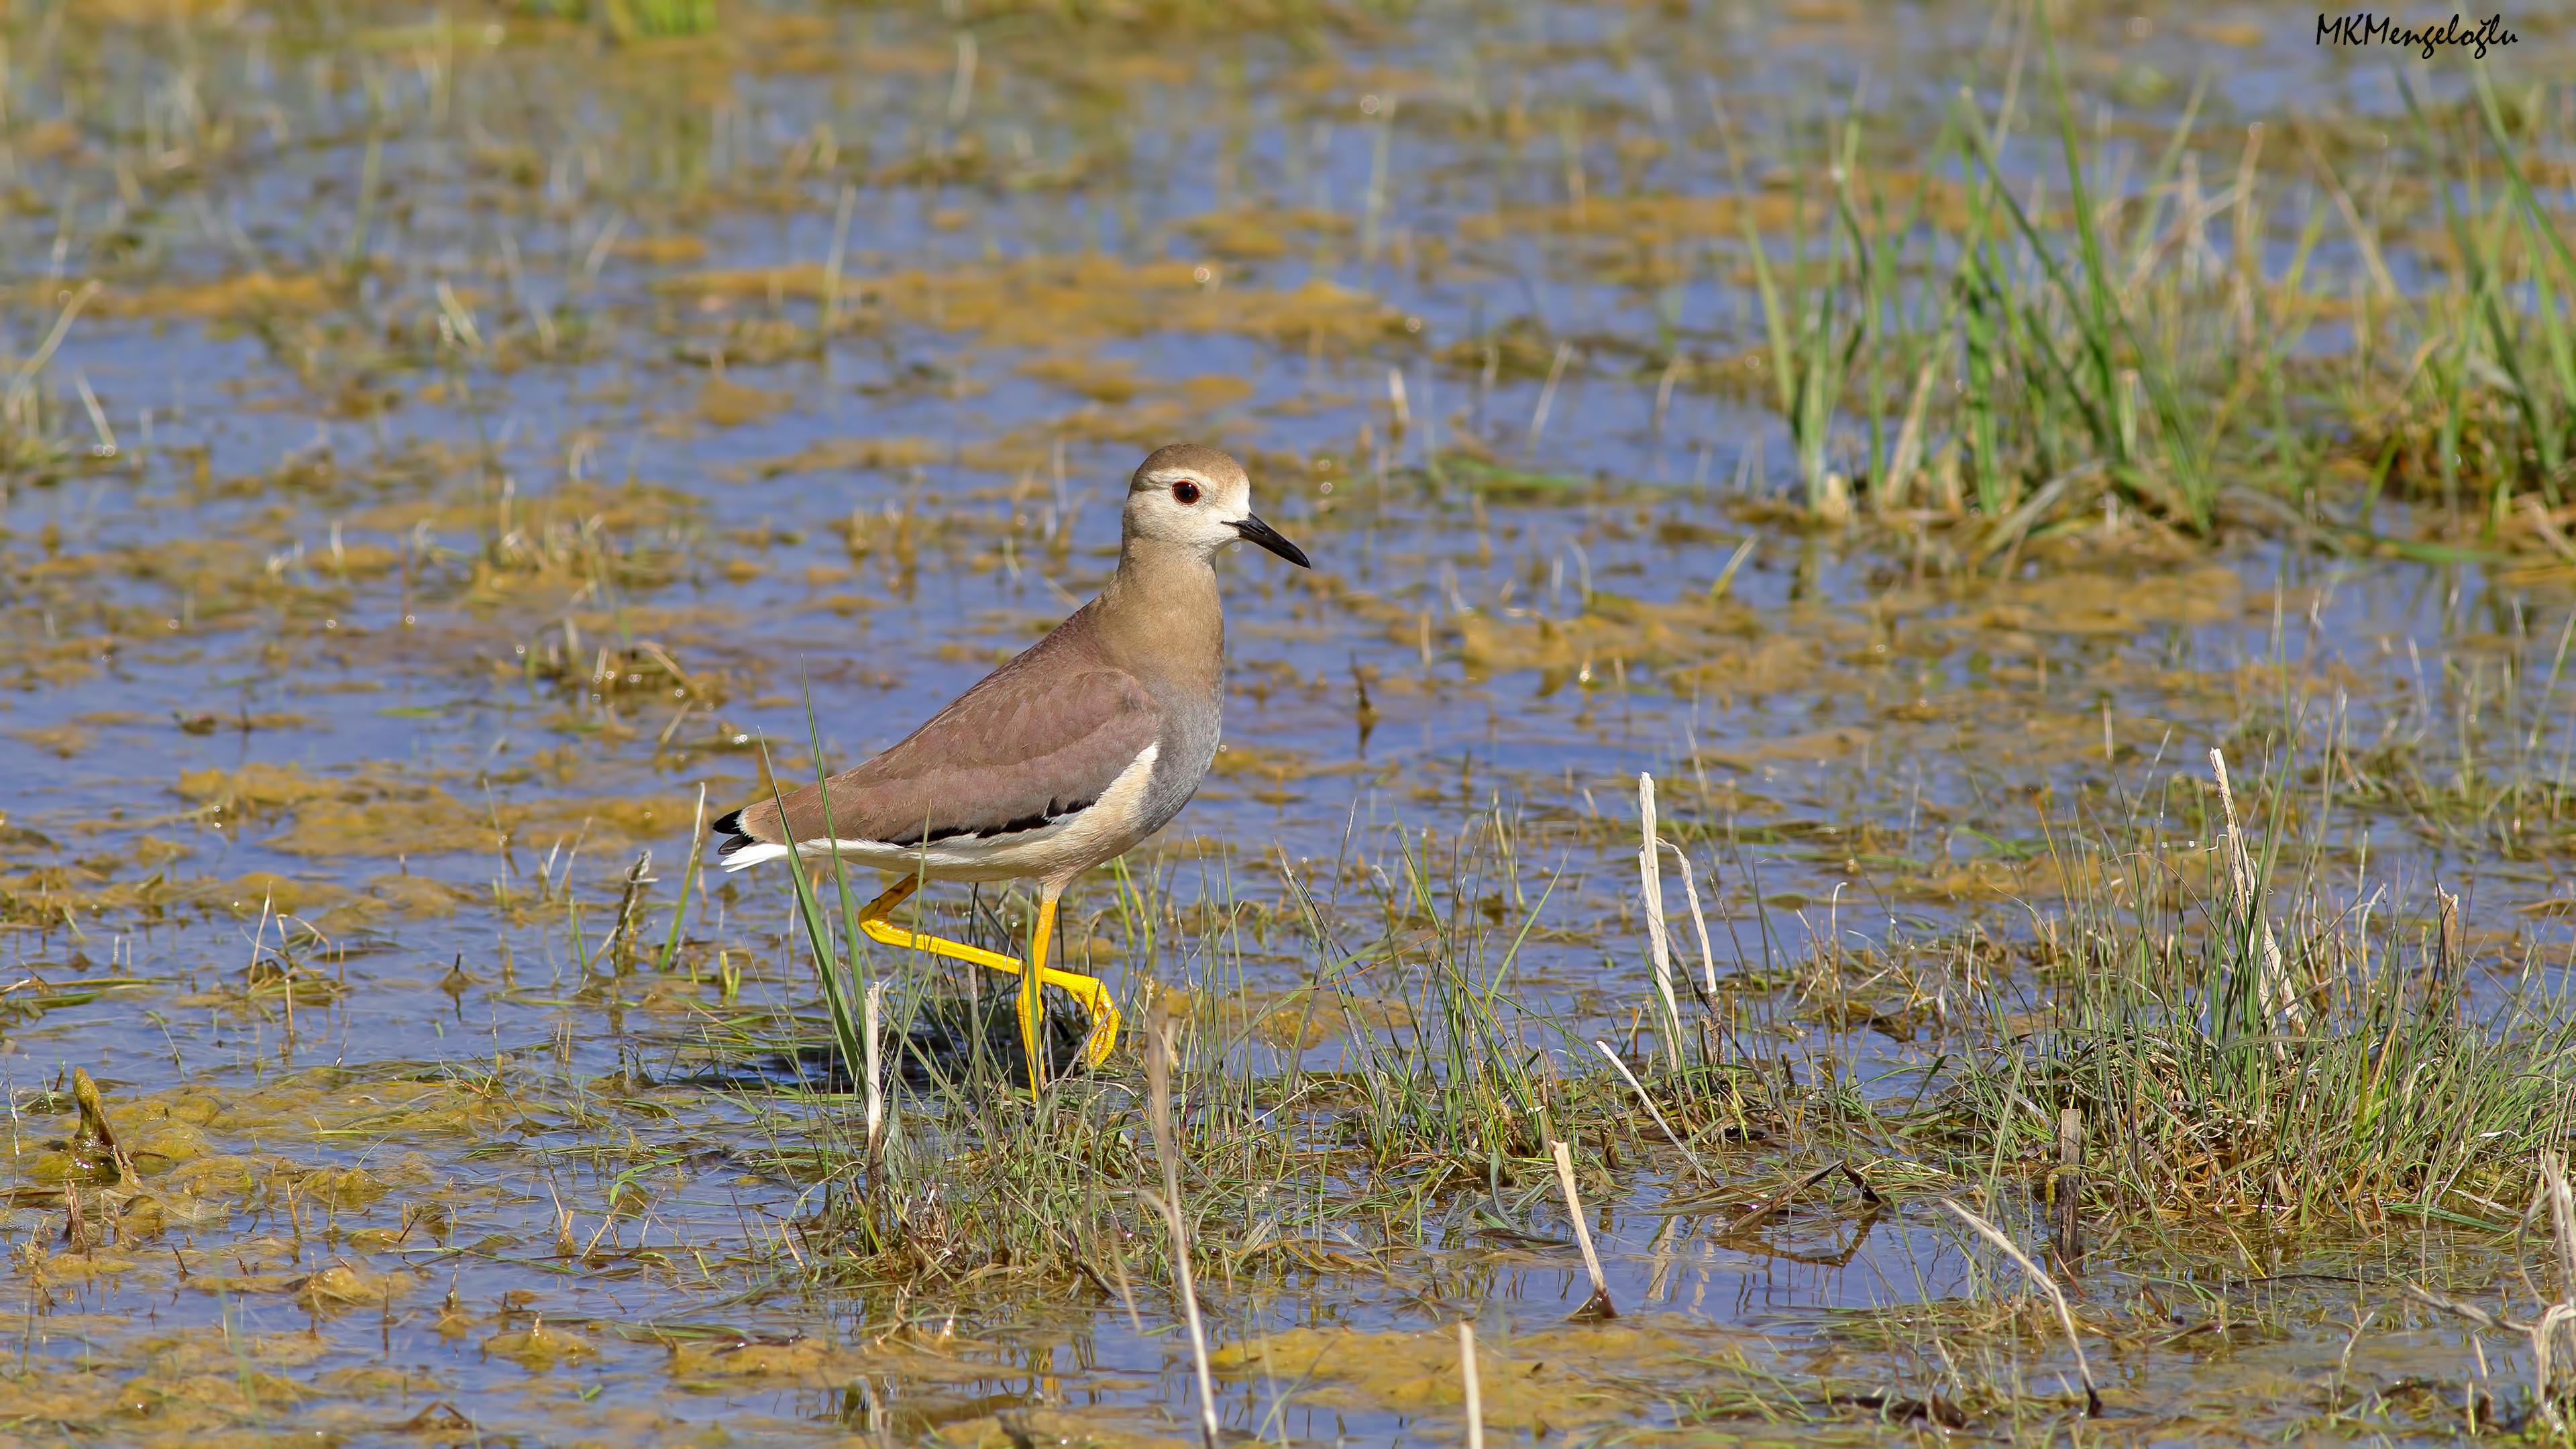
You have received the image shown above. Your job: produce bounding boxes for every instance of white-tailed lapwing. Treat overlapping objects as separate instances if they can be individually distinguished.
[710,444,1309,1092]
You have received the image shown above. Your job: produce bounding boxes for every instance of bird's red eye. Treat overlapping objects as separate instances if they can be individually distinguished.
[1171,480,1201,505]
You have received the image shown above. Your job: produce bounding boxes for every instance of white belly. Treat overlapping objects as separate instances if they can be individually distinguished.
[720,743,1164,890]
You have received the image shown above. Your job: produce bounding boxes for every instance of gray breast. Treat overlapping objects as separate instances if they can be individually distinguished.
[1136,686,1222,838]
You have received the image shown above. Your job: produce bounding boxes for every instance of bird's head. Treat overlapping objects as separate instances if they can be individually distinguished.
[1123,443,1309,569]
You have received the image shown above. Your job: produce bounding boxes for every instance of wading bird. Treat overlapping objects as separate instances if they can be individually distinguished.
[710,445,1309,1092]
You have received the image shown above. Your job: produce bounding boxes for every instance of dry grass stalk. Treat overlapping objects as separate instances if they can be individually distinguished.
[1661,840,1719,1002]
[2436,885,2461,982]
[2208,748,2299,1032]
[1458,1321,1484,1449]
[2536,1153,2576,1424]
[1940,1197,2102,1416]
[607,849,655,970]
[1550,1138,1616,1319]
[2053,1108,2084,1270]
[1716,1159,1878,1237]
[1525,340,1572,449]
[62,1176,89,1255]
[2544,1154,2576,1301]
[822,183,857,333]
[1877,343,1945,512]
[1101,1223,1145,1334]
[862,979,886,1159]
[1635,773,1683,1073]
[1144,1004,1220,1448]
[1592,1039,1710,1181]
[2405,1153,2576,1426]
[4,280,100,430]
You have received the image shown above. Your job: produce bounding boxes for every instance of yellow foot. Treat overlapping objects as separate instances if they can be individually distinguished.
[855,879,1120,1079]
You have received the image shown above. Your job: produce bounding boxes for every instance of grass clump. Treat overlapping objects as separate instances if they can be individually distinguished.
[760,802,1809,1294]
[1931,748,2576,1228]
[1722,21,2576,541]
[764,739,2576,1306]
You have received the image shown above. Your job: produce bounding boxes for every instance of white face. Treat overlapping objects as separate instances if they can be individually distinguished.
[1128,458,1253,554]
[1124,445,1309,568]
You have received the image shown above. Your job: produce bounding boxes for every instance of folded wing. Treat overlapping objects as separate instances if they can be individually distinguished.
[714,660,1161,855]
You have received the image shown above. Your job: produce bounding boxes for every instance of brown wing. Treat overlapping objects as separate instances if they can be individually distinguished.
[716,641,1159,851]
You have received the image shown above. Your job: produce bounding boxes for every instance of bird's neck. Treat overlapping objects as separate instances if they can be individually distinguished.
[1096,537,1224,690]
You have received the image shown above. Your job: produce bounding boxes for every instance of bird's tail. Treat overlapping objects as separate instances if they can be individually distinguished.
[708,808,788,871]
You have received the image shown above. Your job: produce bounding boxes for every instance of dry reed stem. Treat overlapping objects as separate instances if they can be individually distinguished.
[1550,1138,1616,1319]
[1525,340,1572,449]
[2053,1107,2084,1270]
[1635,774,1682,1073]
[822,183,857,333]
[1458,1321,1484,1449]
[2536,1152,2576,1424]
[1661,840,1719,1002]
[862,979,885,1158]
[2208,748,2300,1032]
[1101,1219,1145,1334]
[5,280,100,425]
[1146,1006,1220,1448]
[2545,1154,2576,1305]
[1878,343,1945,511]
[1940,1197,2102,1417]
[2436,886,2461,982]
[2402,1165,2576,1421]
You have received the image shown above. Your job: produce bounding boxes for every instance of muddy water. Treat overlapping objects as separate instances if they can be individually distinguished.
[3,2,2575,1444]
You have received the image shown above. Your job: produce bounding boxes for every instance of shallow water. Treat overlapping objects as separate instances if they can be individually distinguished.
[5,1,2576,1443]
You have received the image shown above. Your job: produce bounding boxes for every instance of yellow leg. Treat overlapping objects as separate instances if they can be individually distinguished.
[854,877,1121,1079]
[1020,896,1056,1099]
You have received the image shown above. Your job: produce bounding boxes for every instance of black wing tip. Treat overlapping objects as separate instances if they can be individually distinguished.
[710,807,744,837]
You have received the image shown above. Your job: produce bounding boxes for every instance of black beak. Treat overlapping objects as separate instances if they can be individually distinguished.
[1231,513,1310,568]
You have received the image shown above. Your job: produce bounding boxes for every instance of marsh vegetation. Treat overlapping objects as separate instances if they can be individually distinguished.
[3,0,2576,1443]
